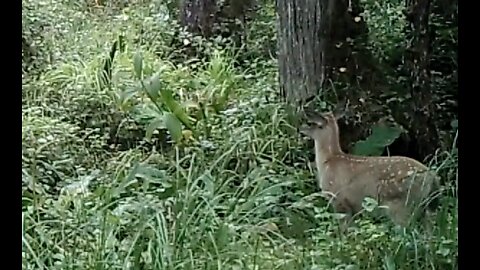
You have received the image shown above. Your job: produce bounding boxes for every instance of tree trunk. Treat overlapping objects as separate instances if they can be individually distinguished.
[404,0,440,160]
[277,0,387,152]
[180,0,217,37]
[276,0,326,104]
[216,0,256,48]
[277,0,382,104]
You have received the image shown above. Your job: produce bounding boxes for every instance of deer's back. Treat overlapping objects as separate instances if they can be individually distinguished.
[365,156,438,203]
[320,155,438,210]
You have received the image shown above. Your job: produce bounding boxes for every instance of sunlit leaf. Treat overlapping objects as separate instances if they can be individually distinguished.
[145,74,161,101]
[164,113,183,143]
[160,89,193,130]
[145,116,164,141]
[133,51,143,79]
[362,197,379,212]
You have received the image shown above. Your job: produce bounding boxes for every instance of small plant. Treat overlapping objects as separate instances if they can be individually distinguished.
[129,48,241,144]
[352,122,403,156]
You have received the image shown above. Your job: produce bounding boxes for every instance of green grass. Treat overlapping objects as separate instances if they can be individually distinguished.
[22,0,458,269]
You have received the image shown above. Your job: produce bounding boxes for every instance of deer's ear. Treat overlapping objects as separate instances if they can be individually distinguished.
[333,99,349,120]
[303,109,327,126]
[333,109,346,120]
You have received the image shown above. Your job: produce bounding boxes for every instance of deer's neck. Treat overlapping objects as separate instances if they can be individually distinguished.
[314,140,343,189]
[314,137,343,167]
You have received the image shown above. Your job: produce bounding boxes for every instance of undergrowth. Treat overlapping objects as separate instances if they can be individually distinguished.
[22,0,458,269]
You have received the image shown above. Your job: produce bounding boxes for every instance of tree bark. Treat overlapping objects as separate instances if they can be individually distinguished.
[277,0,380,102]
[216,0,256,48]
[277,0,387,152]
[404,0,440,160]
[277,0,326,104]
[180,0,217,37]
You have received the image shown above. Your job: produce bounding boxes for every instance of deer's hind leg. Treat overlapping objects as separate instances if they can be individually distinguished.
[384,198,413,228]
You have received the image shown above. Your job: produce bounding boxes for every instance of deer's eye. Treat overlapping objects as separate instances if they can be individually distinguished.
[308,121,323,128]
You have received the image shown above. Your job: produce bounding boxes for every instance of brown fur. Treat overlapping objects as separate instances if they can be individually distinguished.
[300,109,440,231]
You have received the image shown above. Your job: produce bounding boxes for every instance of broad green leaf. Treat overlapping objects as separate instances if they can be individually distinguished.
[362,197,379,212]
[145,116,164,141]
[353,124,403,156]
[163,113,183,143]
[160,89,193,130]
[370,126,401,144]
[353,142,383,156]
[133,51,143,79]
[145,74,161,101]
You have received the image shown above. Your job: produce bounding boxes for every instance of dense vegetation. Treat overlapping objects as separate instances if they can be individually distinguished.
[22,0,457,269]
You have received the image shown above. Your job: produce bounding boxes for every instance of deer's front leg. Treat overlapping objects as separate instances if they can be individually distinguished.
[331,198,355,234]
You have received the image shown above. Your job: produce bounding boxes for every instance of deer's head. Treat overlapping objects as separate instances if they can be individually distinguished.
[300,111,334,137]
[299,101,349,155]
[302,100,346,134]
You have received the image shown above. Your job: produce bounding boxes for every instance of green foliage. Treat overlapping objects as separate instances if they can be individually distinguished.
[132,51,193,142]
[97,35,126,89]
[128,48,241,144]
[361,0,457,150]
[22,0,457,269]
[163,113,183,143]
[361,197,379,212]
[361,0,406,64]
[353,123,403,156]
